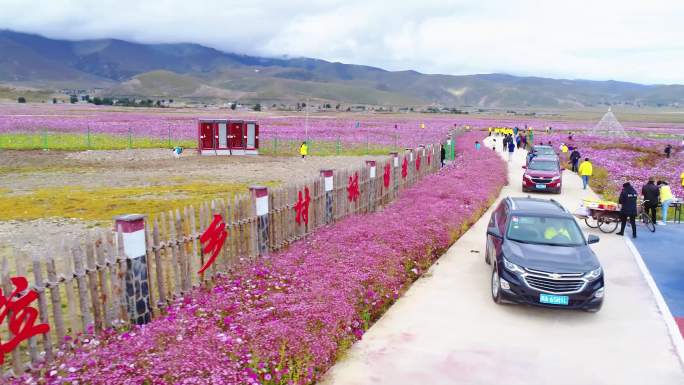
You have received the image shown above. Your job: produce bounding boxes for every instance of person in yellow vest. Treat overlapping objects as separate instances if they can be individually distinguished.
[578,158,593,190]
[561,144,568,153]
[299,141,308,160]
[657,181,673,225]
[544,220,571,241]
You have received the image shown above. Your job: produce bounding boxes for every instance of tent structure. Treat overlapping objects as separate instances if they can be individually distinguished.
[591,107,628,137]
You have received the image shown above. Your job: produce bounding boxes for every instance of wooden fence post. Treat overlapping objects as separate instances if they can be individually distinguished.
[320,169,334,224]
[365,160,377,212]
[250,186,269,255]
[115,214,152,325]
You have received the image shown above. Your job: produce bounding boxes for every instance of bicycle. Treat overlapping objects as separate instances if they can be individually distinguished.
[638,200,656,233]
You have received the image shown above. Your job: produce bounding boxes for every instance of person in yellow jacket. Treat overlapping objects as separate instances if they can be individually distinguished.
[299,141,308,159]
[488,127,492,136]
[544,224,571,241]
[657,181,673,225]
[578,158,593,190]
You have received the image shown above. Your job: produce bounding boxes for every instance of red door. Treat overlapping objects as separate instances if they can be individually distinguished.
[229,121,244,148]
[200,122,215,149]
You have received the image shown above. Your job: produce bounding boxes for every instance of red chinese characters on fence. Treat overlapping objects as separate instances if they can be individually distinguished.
[383,162,391,188]
[401,157,408,179]
[416,154,421,171]
[198,214,228,274]
[294,187,311,225]
[0,276,50,364]
[347,173,360,202]
[427,152,431,166]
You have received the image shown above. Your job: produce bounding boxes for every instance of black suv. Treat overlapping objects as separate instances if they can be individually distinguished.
[485,197,604,312]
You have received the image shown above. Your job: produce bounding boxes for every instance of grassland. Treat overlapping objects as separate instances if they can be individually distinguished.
[0,132,398,155]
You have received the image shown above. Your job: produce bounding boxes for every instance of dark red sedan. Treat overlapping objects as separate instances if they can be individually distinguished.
[522,156,562,194]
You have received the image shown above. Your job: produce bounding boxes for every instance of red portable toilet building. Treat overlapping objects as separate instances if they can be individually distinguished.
[197,119,259,155]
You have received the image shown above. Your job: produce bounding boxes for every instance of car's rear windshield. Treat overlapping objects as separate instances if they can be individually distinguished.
[528,160,558,171]
[507,215,585,246]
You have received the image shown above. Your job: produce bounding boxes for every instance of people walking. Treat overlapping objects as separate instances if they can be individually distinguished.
[657,181,673,225]
[616,182,638,238]
[578,158,593,190]
[641,177,660,225]
[501,135,507,152]
[570,148,581,172]
[299,141,308,160]
[507,139,515,162]
[475,141,481,150]
[664,144,672,158]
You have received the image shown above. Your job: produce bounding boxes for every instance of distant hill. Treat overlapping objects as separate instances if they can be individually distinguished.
[1,29,684,108]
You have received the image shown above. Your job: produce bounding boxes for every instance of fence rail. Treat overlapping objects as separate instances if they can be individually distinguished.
[1,134,463,377]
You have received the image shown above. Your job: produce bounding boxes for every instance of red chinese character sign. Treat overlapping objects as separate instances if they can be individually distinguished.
[383,162,391,188]
[401,157,408,179]
[416,154,421,171]
[347,173,360,202]
[427,152,431,166]
[294,187,311,225]
[198,214,228,275]
[0,276,50,364]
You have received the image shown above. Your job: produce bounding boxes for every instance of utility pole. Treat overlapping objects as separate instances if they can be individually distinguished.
[305,97,310,143]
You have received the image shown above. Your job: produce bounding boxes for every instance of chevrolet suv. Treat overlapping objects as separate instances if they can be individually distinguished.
[485,197,604,312]
[522,156,562,194]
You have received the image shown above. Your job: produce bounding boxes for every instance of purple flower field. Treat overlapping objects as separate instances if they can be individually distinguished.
[2,104,684,148]
[11,132,506,385]
[533,132,684,199]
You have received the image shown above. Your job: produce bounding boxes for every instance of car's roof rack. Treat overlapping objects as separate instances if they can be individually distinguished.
[549,198,567,212]
[507,196,517,209]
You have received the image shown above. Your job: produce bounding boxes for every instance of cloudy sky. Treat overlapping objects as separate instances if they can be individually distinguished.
[2,0,684,84]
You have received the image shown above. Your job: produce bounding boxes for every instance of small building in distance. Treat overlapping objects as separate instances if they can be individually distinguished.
[197,118,260,155]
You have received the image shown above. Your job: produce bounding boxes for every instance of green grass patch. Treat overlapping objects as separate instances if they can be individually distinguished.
[0,182,263,221]
[259,139,399,156]
[0,132,196,151]
[0,134,399,156]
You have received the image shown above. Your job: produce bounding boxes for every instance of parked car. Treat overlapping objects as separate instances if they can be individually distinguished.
[526,145,557,166]
[523,156,562,193]
[485,197,604,312]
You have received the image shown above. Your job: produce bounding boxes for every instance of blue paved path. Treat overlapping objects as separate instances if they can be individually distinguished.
[632,224,684,336]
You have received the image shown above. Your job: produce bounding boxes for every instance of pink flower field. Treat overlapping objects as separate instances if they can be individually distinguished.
[533,132,684,199]
[10,132,506,385]
[2,104,683,148]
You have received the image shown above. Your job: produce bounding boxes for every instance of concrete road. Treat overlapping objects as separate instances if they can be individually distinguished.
[322,138,684,385]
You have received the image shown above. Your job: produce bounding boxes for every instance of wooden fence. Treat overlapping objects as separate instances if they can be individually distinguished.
[1,141,447,377]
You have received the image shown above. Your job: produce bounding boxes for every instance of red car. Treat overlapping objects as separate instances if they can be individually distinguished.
[522,156,562,194]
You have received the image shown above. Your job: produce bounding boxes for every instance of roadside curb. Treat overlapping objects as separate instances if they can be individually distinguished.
[625,237,684,368]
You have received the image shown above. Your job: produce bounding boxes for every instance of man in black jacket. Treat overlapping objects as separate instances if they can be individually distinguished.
[641,177,660,224]
[569,148,581,173]
[617,182,638,238]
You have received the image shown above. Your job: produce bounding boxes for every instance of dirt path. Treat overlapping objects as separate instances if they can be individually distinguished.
[321,138,684,385]
[0,149,384,261]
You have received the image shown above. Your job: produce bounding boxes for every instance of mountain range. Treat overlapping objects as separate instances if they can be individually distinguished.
[1,29,683,108]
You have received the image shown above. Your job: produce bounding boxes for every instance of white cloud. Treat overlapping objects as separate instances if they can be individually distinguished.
[1,0,683,84]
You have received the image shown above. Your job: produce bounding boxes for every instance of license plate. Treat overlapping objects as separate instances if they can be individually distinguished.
[536,184,547,189]
[539,293,569,305]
